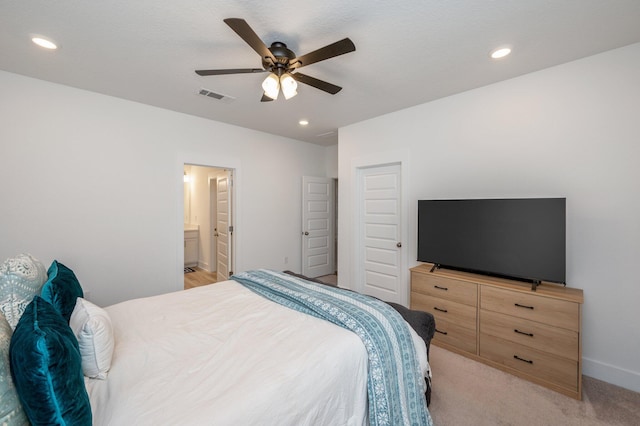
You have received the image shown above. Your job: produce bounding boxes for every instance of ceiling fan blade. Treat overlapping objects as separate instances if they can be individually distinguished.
[292,73,342,95]
[291,38,355,69]
[223,18,276,63]
[195,68,266,76]
[260,93,274,102]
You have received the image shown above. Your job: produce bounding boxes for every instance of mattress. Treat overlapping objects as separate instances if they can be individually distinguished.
[86,280,371,425]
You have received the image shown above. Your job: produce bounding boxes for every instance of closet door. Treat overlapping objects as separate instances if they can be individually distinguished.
[301,176,335,278]
[357,164,403,304]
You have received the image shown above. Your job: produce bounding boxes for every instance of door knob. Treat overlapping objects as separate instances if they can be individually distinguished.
[304,231,309,236]
[396,242,402,248]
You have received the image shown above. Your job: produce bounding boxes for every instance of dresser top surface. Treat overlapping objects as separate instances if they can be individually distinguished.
[411,263,583,304]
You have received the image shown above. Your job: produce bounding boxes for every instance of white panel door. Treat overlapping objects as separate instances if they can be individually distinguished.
[358,164,402,303]
[302,176,335,277]
[216,172,232,281]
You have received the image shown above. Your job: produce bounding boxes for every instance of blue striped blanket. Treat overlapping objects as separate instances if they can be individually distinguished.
[231,269,432,426]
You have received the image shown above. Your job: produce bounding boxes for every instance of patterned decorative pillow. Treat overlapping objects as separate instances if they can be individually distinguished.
[0,254,48,330]
[0,312,29,425]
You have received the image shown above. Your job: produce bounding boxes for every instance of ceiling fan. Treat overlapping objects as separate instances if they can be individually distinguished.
[195,18,356,102]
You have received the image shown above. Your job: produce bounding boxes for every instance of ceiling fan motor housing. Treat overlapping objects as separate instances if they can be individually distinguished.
[262,42,297,72]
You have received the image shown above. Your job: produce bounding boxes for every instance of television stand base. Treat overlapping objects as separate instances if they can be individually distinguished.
[531,280,541,291]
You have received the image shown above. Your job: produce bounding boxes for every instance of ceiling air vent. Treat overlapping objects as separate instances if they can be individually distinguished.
[198,88,235,103]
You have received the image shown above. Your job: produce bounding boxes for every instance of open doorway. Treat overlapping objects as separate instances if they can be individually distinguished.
[183,164,234,289]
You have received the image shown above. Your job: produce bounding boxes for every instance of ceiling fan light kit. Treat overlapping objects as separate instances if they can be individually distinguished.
[195,18,355,102]
[261,71,298,100]
[262,73,280,100]
[280,74,298,99]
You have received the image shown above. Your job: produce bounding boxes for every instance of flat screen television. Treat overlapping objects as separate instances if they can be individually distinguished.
[417,198,566,285]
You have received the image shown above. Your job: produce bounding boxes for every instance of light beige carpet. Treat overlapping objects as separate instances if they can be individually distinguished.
[428,345,640,425]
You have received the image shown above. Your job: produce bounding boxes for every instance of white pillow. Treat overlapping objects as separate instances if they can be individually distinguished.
[69,297,114,379]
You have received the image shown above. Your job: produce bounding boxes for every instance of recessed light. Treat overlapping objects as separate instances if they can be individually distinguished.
[32,37,58,50]
[490,47,511,59]
[299,119,309,126]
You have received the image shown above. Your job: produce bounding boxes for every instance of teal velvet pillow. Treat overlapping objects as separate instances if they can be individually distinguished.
[41,261,84,323]
[9,296,92,426]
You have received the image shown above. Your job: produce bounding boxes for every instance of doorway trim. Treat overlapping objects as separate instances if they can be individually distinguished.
[177,154,241,292]
[349,150,410,306]
[209,176,218,273]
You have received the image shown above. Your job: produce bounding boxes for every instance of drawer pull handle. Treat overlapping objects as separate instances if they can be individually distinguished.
[513,355,533,364]
[514,303,534,310]
[434,307,448,313]
[435,329,448,335]
[514,329,534,337]
[434,285,448,291]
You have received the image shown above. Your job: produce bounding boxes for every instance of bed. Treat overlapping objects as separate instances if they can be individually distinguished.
[3,257,435,426]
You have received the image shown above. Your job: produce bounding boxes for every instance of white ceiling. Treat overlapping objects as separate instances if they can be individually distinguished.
[3,1,640,146]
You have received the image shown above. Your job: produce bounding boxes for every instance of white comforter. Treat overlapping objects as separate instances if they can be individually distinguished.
[86,280,428,425]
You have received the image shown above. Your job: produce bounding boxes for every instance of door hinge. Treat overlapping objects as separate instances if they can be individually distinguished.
[229,225,234,233]
[229,271,233,276]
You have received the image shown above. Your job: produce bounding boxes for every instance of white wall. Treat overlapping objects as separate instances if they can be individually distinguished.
[0,70,329,307]
[338,43,640,392]
[325,144,339,178]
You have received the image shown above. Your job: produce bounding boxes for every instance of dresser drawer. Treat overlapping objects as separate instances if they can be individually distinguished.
[480,334,578,391]
[480,310,579,361]
[481,286,579,331]
[433,317,477,354]
[412,293,476,330]
[411,272,477,306]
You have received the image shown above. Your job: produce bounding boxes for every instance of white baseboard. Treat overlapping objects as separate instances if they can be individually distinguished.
[583,357,640,393]
[198,260,212,272]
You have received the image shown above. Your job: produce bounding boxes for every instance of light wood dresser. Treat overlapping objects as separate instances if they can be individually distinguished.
[410,263,584,399]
